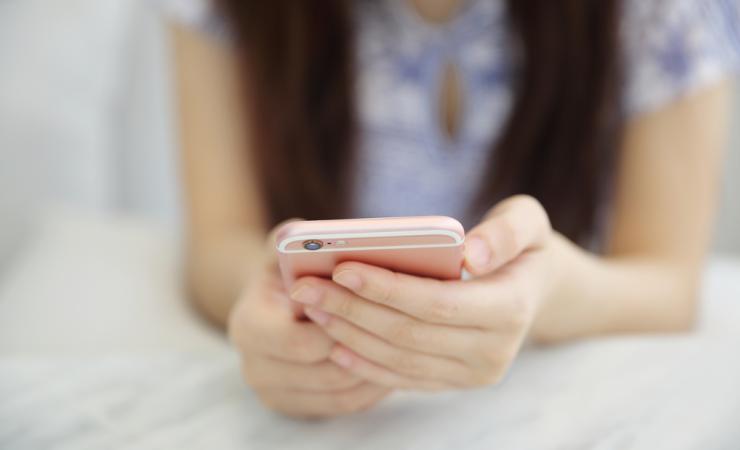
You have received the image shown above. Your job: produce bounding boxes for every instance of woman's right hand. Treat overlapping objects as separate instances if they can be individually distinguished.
[228,224,391,418]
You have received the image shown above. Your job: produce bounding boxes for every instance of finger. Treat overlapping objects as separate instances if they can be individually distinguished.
[257,382,391,419]
[464,195,551,276]
[291,277,482,358]
[323,262,517,328]
[305,309,469,386]
[269,218,307,317]
[253,319,335,364]
[229,291,334,364]
[241,355,363,392]
[328,345,451,391]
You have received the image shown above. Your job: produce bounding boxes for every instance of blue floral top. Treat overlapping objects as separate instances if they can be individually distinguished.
[162,0,740,229]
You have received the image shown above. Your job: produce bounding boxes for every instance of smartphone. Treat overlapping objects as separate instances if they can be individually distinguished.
[276,216,465,289]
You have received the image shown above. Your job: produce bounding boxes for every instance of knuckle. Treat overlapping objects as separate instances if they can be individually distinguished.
[285,331,328,363]
[255,390,280,411]
[228,322,245,349]
[475,343,507,370]
[240,360,262,388]
[323,367,361,390]
[376,270,400,305]
[505,283,535,330]
[282,331,307,359]
[512,195,552,235]
[388,319,423,348]
[476,346,502,368]
[522,195,550,225]
[510,194,542,215]
[331,390,364,414]
[473,339,517,370]
[419,382,447,392]
[504,307,529,331]
[393,352,424,377]
[467,357,509,386]
[512,194,540,210]
[227,301,250,346]
[331,321,361,349]
[425,294,458,323]
[497,214,523,254]
[335,295,357,319]
[228,283,278,349]
[472,368,505,387]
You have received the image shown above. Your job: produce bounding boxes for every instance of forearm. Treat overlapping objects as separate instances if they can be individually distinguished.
[531,233,701,343]
[187,233,266,328]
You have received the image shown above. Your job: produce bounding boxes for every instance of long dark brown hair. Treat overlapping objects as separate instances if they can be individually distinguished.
[217,0,624,243]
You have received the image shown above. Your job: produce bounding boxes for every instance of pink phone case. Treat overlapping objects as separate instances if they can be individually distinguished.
[276,216,465,289]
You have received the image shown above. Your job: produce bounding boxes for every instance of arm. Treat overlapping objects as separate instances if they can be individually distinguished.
[532,80,734,342]
[281,81,735,390]
[172,24,268,327]
[173,26,391,416]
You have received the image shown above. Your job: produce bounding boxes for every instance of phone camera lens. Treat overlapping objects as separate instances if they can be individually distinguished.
[303,240,323,251]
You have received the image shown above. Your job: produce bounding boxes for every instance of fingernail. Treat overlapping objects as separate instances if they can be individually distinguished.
[304,307,330,326]
[333,270,363,291]
[330,347,353,368]
[290,285,321,305]
[465,237,491,268]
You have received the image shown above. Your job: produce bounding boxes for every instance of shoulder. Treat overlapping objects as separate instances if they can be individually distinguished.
[154,0,229,40]
[621,0,740,116]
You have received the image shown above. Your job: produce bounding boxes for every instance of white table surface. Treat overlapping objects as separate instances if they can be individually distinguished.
[1,214,740,450]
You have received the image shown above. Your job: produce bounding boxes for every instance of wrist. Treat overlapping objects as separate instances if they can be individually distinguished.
[539,231,571,308]
[530,232,599,343]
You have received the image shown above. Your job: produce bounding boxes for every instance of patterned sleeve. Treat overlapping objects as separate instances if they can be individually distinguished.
[622,0,740,116]
[154,0,228,39]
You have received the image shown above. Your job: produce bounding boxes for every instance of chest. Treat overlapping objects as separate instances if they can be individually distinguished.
[350,0,519,225]
[354,0,517,148]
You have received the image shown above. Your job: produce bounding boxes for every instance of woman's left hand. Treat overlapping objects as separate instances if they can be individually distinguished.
[290,195,557,390]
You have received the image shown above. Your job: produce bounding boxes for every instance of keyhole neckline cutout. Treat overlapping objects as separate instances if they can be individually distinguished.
[407,0,468,25]
[395,0,475,33]
[438,60,465,143]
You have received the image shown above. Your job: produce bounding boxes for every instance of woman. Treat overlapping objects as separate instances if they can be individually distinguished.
[169,0,739,417]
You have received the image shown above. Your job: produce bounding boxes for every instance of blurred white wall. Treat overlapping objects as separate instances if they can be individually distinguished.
[116,0,182,229]
[0,0,182,269]
[0,0,135,268]
[0,0,738,270]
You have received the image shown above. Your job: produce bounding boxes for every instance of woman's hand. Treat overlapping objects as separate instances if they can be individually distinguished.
[289,196,557,390]
[228,225,391,417]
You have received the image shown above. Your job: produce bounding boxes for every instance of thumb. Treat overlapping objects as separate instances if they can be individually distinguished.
[464,195,551,276]
[268,218,306,318]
